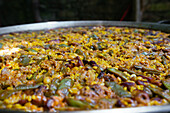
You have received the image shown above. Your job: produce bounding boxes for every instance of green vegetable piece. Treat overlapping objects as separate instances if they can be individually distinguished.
[55,58,67,61]
[66,98,89,108]
[118,66,137,75]
[143,87,153,97]
[75,49,86,59]
[99,98,117,107]
[53,107,82,111]
[0,84,42,100]
[147,84,170,102]
[20,56,30,66]
[27,48,37,52]
[142,67,162,74]
[15,84,41,90]
[18,45,37,52]
[146,70,161,75]
[12,69,19,71]
[0,90,15,100]
[161,56,167,65]
[0,43,3,49]
[105,82,132,98]
[59,44,70,47]
[133,65,143,70]
[58,78,73,90]
[162,78,170,90]
[134,65,162,74]
[107,68,129,81]
[35,72,50,83]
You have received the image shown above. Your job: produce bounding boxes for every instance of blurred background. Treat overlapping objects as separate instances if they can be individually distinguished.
[0,0,169,27]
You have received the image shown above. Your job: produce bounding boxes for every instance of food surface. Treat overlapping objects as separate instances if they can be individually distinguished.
[0,26,169,112]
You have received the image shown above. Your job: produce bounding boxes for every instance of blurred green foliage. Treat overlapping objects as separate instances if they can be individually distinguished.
[0,0,169,27]
[142,0,170,22]
[0,0,134,26]
[0,0,34,26]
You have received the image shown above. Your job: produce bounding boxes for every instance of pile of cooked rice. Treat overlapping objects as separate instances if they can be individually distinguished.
[0,26,169,112]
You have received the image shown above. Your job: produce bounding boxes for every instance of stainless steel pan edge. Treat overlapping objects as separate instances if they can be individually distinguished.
[0,105,169,113]
[0,21,169,113]
[0,21,170,34]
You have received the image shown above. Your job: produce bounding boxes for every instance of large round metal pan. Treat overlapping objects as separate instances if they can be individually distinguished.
[0,21,170,34]
[0,21,169,113]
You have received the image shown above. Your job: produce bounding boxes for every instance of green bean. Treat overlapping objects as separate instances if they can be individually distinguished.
[0,90,15,100]
[118,66,137,75]
[142,67,162,74]
[55,58,68,61]
[133,65,162,75]
[0,84,42,100]
[105,81,132,97]
[147,84,170,102]
[146,70,162,75]
[133,65,143,70]
[143,87,153,97]
[66,98,90,108]
[26,48,37,52]
[161,56,167,65]
[15,84,41,90]
[162,78,170,90]
[107,68,129,81]
[35,72,50,83]
[58,78,74,90]
[18,45,37,52]
[59,44,70,47]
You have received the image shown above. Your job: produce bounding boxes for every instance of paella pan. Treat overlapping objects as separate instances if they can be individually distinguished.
[0,21,169,112]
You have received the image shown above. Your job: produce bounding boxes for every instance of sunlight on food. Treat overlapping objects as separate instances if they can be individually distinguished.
[0,48,21,56]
